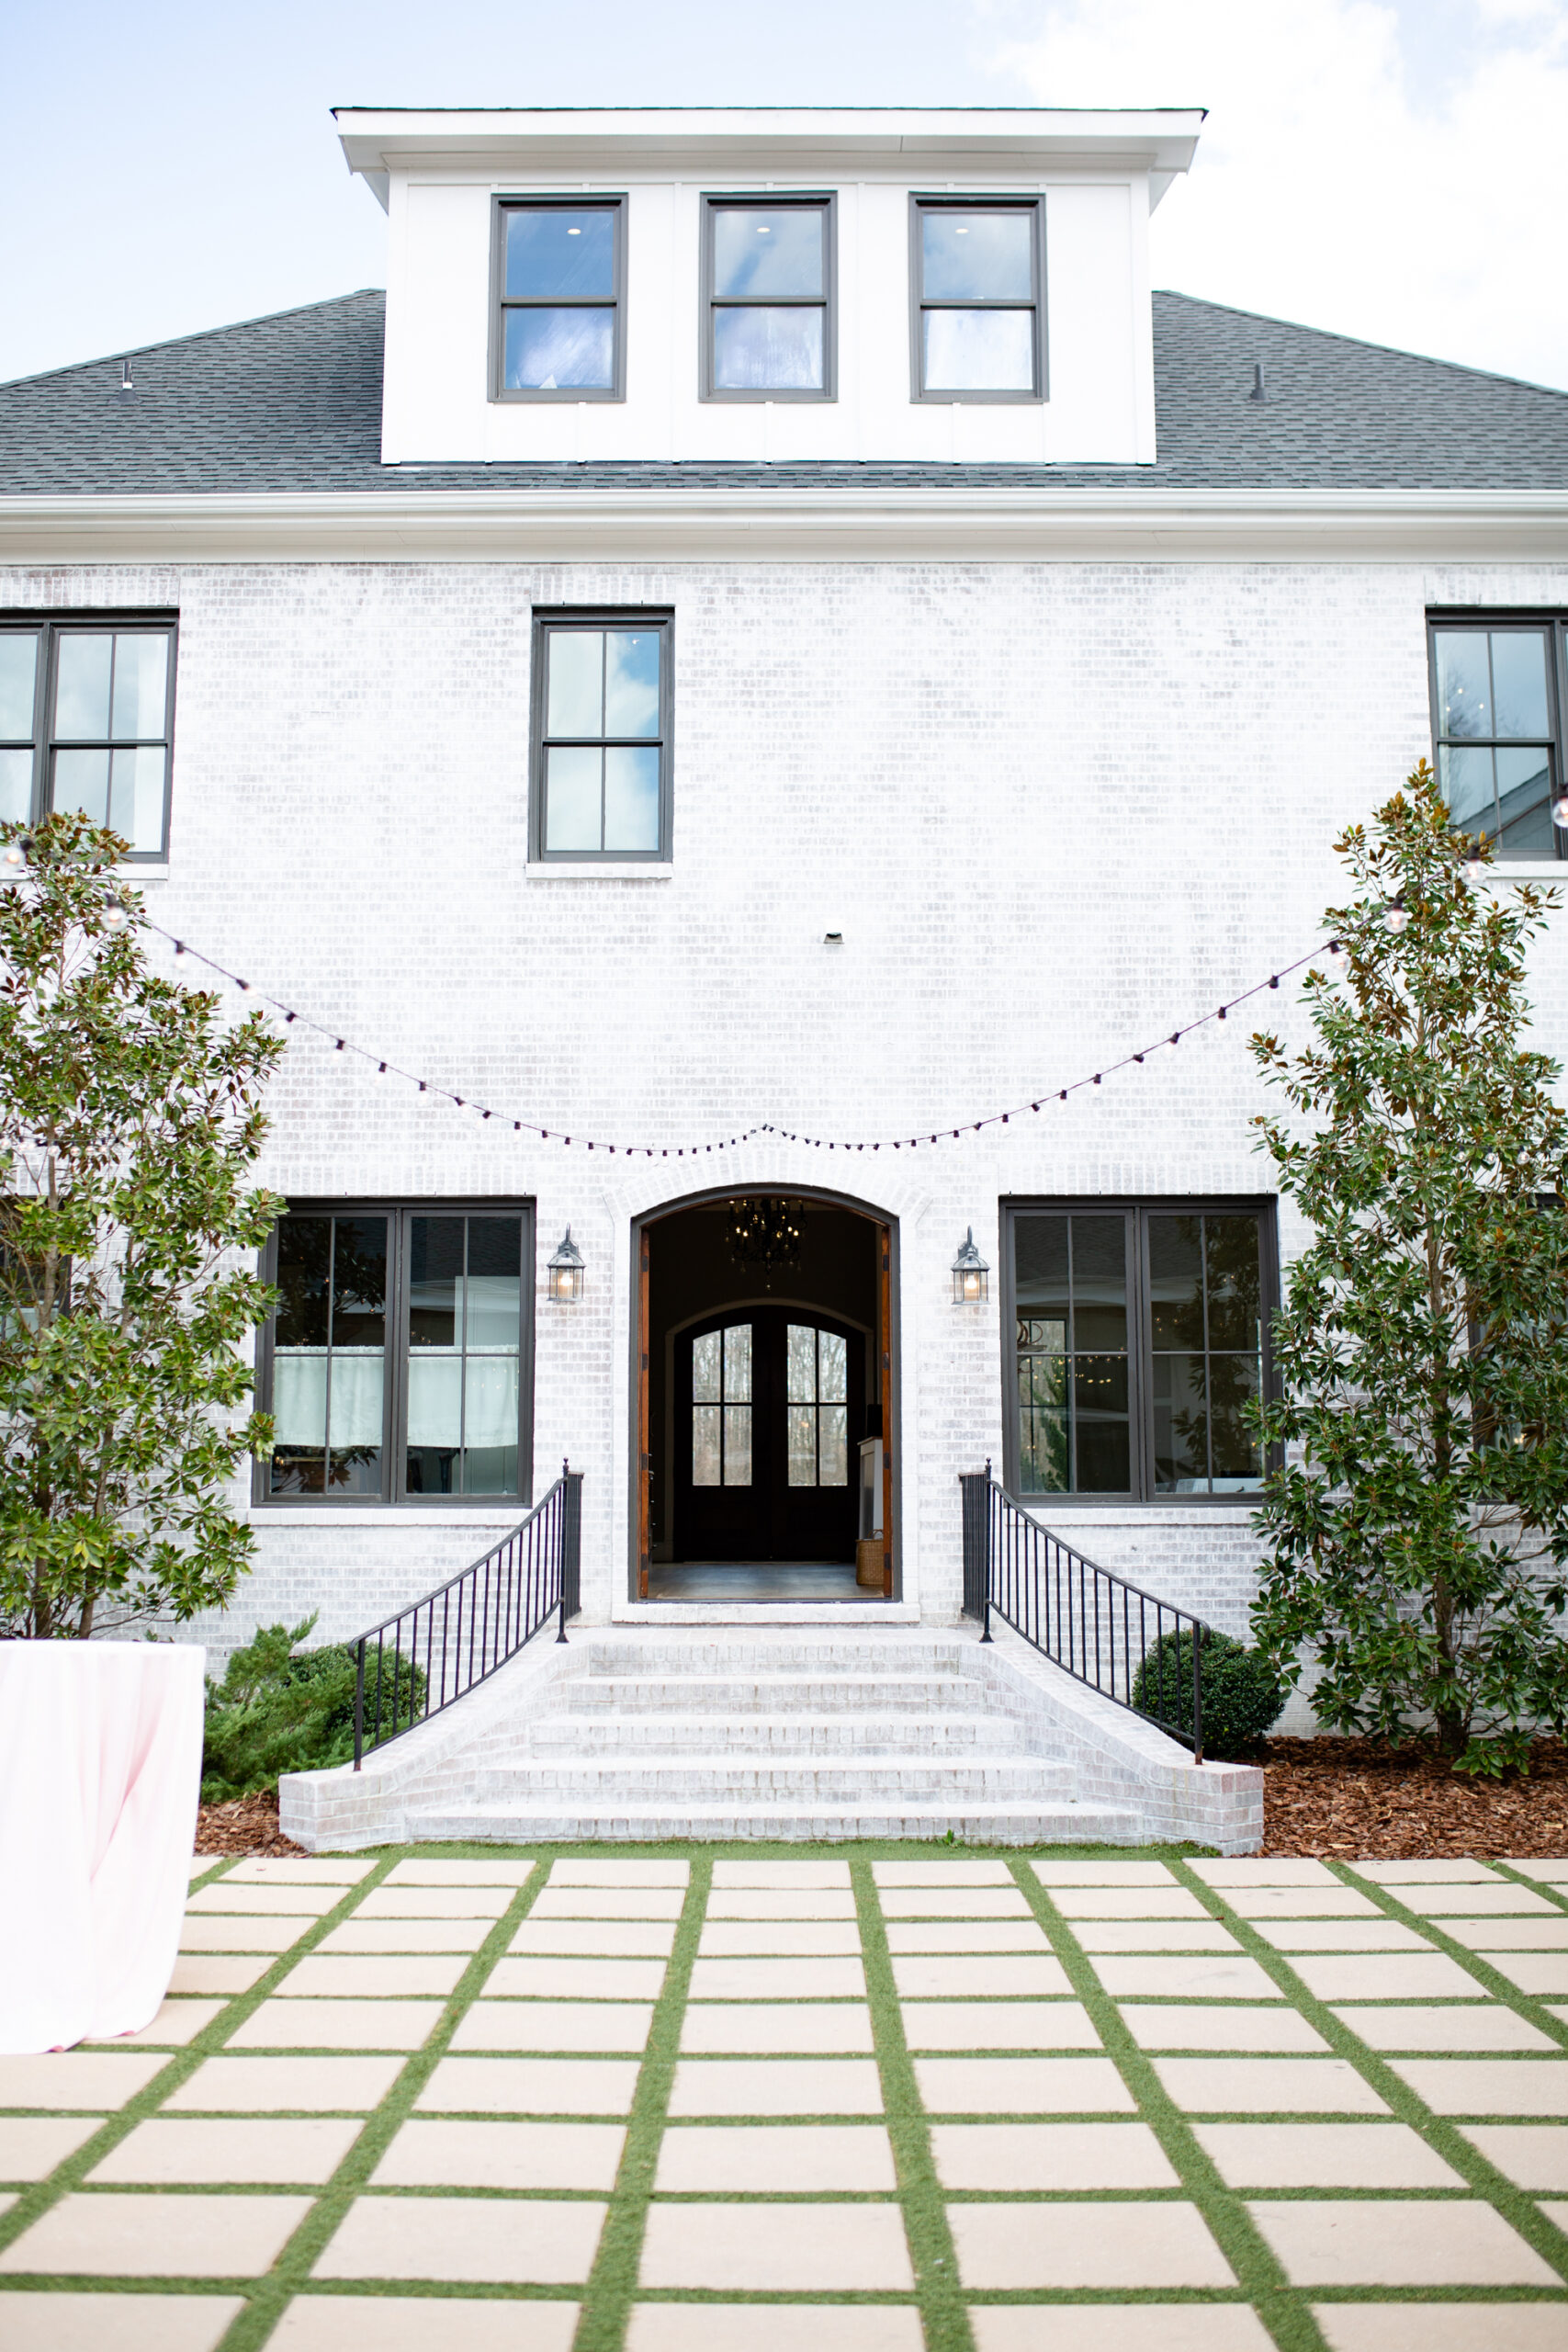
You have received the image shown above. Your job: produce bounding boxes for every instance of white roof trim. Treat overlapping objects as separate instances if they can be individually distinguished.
[1,486,1566,564]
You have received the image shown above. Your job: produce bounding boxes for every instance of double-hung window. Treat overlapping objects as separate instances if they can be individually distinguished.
[703,196,835,400]
[494,197,626,400]
[531,610,671,861]
[0,616,175,860]
[1429,616,1564,861]
[1006,1201,1275,1501]
[911,197,1044,401]
[260,1203,533,1506]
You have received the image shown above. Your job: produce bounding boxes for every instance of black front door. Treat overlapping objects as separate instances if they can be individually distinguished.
[675,1306,863,1563]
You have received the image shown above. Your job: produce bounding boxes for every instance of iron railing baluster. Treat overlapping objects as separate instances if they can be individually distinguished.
[348,1465,582,1769]
[958,1467,1212,1758]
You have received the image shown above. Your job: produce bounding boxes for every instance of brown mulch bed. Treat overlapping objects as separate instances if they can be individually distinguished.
[195,1790,305,1858]
[1260,1735,1568,1858]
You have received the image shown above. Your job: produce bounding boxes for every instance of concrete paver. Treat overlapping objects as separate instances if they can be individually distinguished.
[11,1844,1568,2347]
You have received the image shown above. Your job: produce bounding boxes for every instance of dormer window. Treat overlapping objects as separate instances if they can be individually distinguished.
[702,196,835,401]
[493,197,626,401]
[911,197,1045,402]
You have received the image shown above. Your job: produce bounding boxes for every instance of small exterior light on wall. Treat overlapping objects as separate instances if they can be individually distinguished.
[952,1227,989,1306]
[547,1227,585,1304]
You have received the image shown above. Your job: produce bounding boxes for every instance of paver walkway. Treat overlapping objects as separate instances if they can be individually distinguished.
[3,1849,1568,2350]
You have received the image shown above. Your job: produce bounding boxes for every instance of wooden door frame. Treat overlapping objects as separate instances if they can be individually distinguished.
[628,1185,901,1603]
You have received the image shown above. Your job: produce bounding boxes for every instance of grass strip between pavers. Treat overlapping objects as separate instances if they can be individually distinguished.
[1012,1858,1330,2351]
[0,1850,400,2297]
[209,1857,556,2351]
[567,1852,709,2352]
[852,1856,973,2352]
[1168,1855,1568,2311]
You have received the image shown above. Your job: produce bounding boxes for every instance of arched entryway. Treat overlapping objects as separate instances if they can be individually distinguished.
[631,1189,897,1602]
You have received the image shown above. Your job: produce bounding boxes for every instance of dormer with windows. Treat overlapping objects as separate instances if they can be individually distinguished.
[335,107,1201,468]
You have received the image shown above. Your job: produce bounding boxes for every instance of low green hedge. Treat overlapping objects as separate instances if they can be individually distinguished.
[1131,1627,1285,1759]
[202,1614,425,1800]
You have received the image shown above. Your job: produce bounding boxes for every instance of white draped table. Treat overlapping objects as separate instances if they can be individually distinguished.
[0,1641,204,2054]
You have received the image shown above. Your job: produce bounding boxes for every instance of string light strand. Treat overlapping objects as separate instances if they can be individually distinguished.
[141,917,1338,1160]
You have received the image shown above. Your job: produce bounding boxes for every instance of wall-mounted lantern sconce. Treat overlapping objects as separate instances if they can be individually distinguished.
[952,1227,989,1306]
[547,1227,585,1303]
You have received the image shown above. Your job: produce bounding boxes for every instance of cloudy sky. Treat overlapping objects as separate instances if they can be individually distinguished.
[2,0,1563,390]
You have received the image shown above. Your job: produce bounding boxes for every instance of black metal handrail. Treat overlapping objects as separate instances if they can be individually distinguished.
[961,1463,1210,1762]
[350,1463,582,1768]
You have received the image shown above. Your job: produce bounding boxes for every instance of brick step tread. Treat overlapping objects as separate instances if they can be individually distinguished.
[527,1712,1031,1742]
[464,1767,1075,1798]
[408,1801,1145,1845]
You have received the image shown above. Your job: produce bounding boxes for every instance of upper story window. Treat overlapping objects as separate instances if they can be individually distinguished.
[0,616,175,861]
[911,198,1044,402]
[531,610,671,862]
[494,198,626,401]
[1430,616,1563,861]
[260,1203,534,1507]
[1006,1201,1275,1503]
[702,196,835,401]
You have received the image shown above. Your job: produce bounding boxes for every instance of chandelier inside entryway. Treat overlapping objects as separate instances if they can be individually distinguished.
[726,1196,804,1284]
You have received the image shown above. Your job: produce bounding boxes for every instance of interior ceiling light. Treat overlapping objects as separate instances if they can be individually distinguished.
[727,1195,804,1285]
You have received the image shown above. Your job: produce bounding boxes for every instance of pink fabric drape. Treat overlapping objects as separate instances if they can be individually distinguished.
[0,1642,204,2054]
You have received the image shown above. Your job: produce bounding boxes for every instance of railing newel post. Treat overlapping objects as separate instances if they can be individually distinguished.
[353,1638,365,1771]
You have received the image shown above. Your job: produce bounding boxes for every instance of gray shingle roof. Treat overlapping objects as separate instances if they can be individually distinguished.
[1,287,1564,495]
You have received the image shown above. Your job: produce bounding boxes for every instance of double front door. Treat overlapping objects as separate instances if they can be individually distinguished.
[675,1306,864,1563]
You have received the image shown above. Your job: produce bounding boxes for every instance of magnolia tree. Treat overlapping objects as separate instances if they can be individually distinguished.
[1248,762,1568,1772]
[0,813,283,1638]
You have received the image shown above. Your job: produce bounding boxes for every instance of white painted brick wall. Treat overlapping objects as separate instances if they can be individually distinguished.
[6,552,1568,1670]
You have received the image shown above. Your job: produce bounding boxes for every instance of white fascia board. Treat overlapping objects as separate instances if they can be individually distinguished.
[1,488,1565,565]
[333,107,1204,184]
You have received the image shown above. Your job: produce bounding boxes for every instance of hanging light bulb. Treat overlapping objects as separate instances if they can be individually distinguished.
[1554,792,1568,830]
[1462,842,1487,884]
[375,1062,388,1080]
[3,841,25,868]
[101,897,128,933]
[1326,940,1349,978]
[172,941,188,967]
[1382,896,1409,934]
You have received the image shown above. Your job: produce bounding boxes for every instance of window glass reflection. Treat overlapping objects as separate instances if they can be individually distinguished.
[0,637,39,740]
[923,309,1033,392]
[922,211,1032,300]
[713,208,824,299]
[714,307,824,391]
[505,209,615,301]
[504,308,615,392]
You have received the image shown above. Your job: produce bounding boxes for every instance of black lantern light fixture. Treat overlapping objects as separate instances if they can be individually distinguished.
[952,1227,989,1306]
[547,1226,585,1303]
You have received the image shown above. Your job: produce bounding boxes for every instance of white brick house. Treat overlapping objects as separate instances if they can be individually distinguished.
[3,108,1567,1817]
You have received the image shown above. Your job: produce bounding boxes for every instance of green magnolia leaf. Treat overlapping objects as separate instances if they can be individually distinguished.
[1247,763,1568,1771]
[0,813,284,1638]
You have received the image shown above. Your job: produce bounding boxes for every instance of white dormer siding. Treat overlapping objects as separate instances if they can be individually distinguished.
[335,109,1201,470]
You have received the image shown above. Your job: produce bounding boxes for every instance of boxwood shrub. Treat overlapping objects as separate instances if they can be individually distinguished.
[1132,1627,1284,1759]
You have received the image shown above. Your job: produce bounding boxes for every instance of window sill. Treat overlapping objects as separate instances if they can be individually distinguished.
[250,1506,528,1525]
[525,862,672,881]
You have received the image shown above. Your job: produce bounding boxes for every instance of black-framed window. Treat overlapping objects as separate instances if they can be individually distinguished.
[1005,1201,1275,1502]
[1429,616,1564,861]
[911,197,1045,402]
[0,615,176,860]
[493,197,626,401]
[258,1203,534,1506]
[702,195,835,401]
[531,609,671,861]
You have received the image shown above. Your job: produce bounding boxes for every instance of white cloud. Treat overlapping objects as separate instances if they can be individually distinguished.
[989,0,1568,390]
